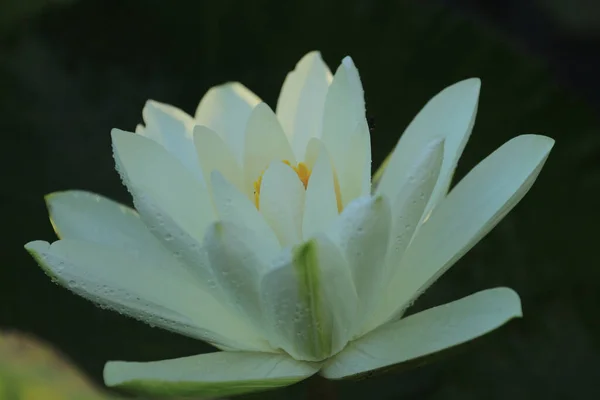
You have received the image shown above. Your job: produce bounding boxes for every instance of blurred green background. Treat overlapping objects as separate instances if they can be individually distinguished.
[1,0,600,399]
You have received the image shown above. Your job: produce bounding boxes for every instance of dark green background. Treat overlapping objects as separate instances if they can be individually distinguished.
[2,0,600,398]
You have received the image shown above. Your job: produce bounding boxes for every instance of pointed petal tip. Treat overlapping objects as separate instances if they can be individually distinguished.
[426,136,446,150]
[43,190,90,205]
[103,360,124,388]
[24,240,49,253]
[519,133,555,148]
[302,50,323,60]
[492,287,523,318]
[341,56,355,69]
[445,77,481,96]
[110,127,131,141]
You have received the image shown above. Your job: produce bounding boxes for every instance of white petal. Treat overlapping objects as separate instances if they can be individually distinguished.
[104,351,318,397]
[382,138,444,279]
[204,222,277,343]
[210,170,280,252]
[45,190,187,278]
[112,129,215,243]
[321,288,522,379]
[329,196,391,332]
[194,125,244,193]
[259,162,305,247]
[315,235,359,351]
[320,57,370,207]
[141,100,203,181]
[383,135,554,322]
[243,103,296,192]
[302,144,339,240]
[303,137,322,170]
[195,82,261,164]
[26,240,270,352]
[339,119,371,207]
[112,129,217,285]
[260,236,357,361]
[276,51,333,159]
[361,139,444,334]
[46,190,155,250]
[377,79,480,212]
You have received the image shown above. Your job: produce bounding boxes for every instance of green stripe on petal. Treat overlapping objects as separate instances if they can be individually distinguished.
[104,351,319,397]
[261,240,339,362]
[293,241,331,360]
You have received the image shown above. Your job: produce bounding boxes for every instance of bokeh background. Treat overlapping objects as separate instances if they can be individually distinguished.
[2,0,600,399]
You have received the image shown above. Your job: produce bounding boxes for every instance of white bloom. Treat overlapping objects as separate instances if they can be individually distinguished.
[25,51,553,397]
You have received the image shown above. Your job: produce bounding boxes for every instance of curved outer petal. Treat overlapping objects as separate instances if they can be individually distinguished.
[46,191,160,252]
[45,190,192,282]
[203,221,280,345]
[140,100,203,182]
[321,288,522,379]
[104,351,319,398]
[302,143,339,240]
[259,162,305,247]
[276,51,333,159]
[260,236,358,361]
[379,135,554,324]
[194,125,244,194]
[244,103,297,193]
[376,78,481,213]
[328,196,391,335]
[25,240,271,352]
[321,57,371,207]
[195,82,261,164]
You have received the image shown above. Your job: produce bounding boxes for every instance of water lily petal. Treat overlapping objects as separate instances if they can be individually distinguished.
[194,125,244,193]
[45,190,186,277]
[259,162,305,247]
[104,351,318,397]
[112,129,217,285]
[261,236,357,361]
[210,170,280,251]
[361,139,444,334]
[321,288,521,379]
[385,138,444,272]
[195,82,261,164]
[384,135,554,321]
[321,57,370,207]
[329,196,391,331]
[276,51,332,159]
[25,240,270,352]
[376,79,480,212]
[112,129,215,243]
[140,100,202,182]
[302,144,339,240]
[244,103,297,191]
[204,221,279,344]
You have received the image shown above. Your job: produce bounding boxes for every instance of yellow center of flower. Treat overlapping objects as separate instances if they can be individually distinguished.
[253,161,343,213]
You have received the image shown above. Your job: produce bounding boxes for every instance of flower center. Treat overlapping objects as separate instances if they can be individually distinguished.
[254,161,311,209]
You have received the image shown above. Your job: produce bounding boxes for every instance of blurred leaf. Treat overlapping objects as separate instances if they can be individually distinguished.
[0,331,118,400]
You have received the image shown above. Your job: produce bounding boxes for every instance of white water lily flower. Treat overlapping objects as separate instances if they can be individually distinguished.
[25,51,553,397]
